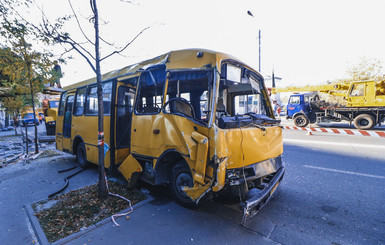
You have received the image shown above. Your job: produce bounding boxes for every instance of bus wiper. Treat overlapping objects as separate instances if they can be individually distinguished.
[245,112,281,125]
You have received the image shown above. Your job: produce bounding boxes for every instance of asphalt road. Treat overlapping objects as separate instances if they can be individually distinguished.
[252,129,385,244]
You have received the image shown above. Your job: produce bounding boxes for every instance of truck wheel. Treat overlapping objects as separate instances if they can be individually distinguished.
[168,161,196,208]
[294,115,309,127]
[76,142,90,168]
[353,114,375,130]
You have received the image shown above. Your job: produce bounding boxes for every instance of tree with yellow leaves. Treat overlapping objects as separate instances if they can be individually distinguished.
[0,19,57,153]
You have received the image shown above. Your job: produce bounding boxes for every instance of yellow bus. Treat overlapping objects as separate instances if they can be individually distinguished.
[56,49,285,223]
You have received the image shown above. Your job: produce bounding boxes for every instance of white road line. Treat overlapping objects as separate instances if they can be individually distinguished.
[283,138,385,149]
[304,165,385,179]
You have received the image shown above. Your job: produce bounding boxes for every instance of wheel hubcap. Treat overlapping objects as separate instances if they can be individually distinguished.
[360,119,369,126]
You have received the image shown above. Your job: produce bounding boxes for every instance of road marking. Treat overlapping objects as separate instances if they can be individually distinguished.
[304,165,385,179]
[283,138,385,149]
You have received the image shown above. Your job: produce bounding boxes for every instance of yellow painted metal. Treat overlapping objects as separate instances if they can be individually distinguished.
[70,115,112,167]
[182,182,212,201]
[212,126,283,170]
[272,80,385,108]
[272,83,350,94]
[191,132,209,184]
[63,49,242,93]
[115,148,130,165]
[212,157,227,192]
[118,154,143,181]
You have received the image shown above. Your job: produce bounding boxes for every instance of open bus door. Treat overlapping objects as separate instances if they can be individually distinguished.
[58,93,74,152]
[114,82,136,164]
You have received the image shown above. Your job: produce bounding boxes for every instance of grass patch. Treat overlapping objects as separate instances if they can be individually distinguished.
[34,181,147,243]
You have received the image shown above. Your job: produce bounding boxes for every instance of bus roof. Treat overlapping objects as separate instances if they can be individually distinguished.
[63,49,256,91]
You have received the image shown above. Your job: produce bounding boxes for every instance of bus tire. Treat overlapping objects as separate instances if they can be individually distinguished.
[168,161,196,208]
[76,142,90,168]
[353,114,375,130]
[294,114,309,127]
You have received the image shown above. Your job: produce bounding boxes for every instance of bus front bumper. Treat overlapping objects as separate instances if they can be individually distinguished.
[241,165,285,224]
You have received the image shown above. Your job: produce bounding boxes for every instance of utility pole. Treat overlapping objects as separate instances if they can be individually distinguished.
[247,11,261,73]
[258,29,261,72]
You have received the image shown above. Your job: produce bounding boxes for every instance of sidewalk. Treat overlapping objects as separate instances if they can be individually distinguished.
[64,200,276,245]
[1,149,278,245]
[0,153,98,244]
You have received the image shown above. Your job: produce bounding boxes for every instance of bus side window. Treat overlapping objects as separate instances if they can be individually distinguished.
[85,86,98,115]
[165,71,210,121]
[58,92,67,116]
[84,82,112,116]
[74,87,86,116]
[102,82,112,115]
[135,70,165,114]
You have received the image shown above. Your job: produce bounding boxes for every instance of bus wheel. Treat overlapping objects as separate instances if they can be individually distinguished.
[294,114,309,127]
[353,114,375,130]
[169,161,196,208]
[76,142,90,168]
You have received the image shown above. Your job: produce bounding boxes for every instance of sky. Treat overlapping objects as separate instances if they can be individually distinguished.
[30,0,385,88]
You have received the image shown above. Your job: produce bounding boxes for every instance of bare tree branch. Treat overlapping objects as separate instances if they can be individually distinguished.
[67,0,95,45]
[65,35,96,60]
[99,36,114,46]
[58,44,75,60]
[59,38,96,72]
[101,26,149,61]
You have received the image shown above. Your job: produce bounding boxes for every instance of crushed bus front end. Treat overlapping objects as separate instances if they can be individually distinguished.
[208,60,285,224]
[224,155,285,224]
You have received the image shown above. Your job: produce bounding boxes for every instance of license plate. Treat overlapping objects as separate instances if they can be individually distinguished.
[270,181,280,195]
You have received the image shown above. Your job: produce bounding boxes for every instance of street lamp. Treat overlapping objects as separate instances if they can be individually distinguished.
[247,10,261,73]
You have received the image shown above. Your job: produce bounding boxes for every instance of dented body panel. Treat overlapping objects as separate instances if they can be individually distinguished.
[213,127,283,169]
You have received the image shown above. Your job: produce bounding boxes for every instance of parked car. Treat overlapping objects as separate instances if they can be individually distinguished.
[22,113,39,126]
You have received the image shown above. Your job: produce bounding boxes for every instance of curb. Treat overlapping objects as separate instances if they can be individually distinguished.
[25,193,154,245]
[283,125,385,138]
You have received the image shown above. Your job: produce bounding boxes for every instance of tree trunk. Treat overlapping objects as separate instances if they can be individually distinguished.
[13,116,17,136]
[29,76,39,154]
[93,0,108,200]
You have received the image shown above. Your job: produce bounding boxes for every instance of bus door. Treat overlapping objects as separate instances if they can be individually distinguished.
[62,94,74,152]
[116,83,135,150]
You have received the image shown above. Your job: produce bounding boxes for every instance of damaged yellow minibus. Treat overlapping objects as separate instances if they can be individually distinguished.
[55,49,285,223]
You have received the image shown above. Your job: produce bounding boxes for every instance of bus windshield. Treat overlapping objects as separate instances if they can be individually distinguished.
[216,63,276,128]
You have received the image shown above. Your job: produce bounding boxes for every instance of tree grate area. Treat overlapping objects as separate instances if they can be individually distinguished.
[34,181,147,243]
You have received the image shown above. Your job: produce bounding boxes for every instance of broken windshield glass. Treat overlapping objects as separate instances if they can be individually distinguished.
[217,63,277,129]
